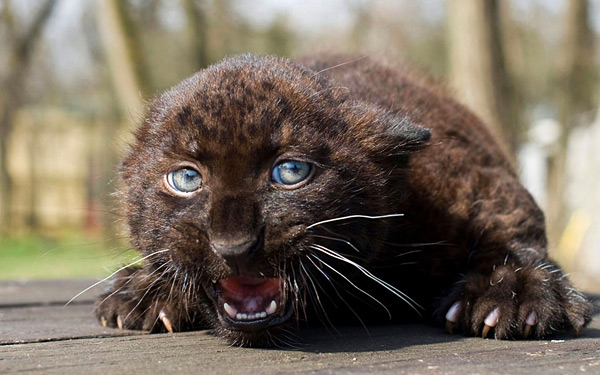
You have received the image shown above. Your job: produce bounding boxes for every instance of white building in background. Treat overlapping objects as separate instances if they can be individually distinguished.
[518,118,562,210]
[564,111,600,289]
[519,113,600,289]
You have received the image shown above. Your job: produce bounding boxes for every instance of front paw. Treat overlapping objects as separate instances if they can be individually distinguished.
[441,262,593,339]
[94,267,181,333]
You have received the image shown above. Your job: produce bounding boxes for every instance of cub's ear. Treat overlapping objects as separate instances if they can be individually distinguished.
[343,101,431,156]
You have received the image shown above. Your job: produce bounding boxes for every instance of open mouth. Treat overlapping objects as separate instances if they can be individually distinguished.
[207,276,293,332]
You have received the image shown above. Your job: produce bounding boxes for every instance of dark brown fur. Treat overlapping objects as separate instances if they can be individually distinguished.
[95,54,592,346]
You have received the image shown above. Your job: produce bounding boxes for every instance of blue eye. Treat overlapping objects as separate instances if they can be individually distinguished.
[271,160,313,187]
[166,168,202,194]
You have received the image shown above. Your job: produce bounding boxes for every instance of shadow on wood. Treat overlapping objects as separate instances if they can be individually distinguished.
[1,280,598,375]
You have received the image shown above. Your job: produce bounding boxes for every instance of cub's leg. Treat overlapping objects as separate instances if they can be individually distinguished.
[95,266,202,333]
[442,258,592,339]
[435,173,593,339]
[409,131,592,339]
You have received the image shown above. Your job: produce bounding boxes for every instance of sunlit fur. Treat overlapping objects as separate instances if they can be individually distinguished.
[92,54,592,347]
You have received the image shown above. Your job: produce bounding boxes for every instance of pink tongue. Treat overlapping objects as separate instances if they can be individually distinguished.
[219,277,282,314]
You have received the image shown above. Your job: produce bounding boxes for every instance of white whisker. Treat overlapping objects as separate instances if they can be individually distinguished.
[94,262,169,311]
[306,213,404,230]
[391,249,422,258]
[308,254,392,319]
[384,241,447,248]
[123,263,171,322]
[299,260,338,331]
[309,234,361,252]
[310,55,368,77]
[306,255,370,332]
[64,248,169,307]
[310,244,422,316]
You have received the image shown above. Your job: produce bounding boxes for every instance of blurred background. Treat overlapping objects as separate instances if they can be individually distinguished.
[0,0,598,291]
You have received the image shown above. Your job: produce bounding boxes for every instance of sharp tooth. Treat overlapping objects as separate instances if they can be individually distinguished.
[224,303,237,319]
[259,312,267,319]
[266,300,277,315]
[241,313,248,320]
[236,313,243,320]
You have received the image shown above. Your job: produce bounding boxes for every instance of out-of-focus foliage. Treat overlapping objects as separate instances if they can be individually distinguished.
[0,235,138,280]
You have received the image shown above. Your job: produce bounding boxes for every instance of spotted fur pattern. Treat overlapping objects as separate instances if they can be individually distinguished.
[95,54,592,346]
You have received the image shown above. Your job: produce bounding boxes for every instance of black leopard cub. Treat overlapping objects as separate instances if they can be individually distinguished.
[95,54,592,347]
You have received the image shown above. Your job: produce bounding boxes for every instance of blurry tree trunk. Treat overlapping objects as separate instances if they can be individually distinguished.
[213,0,233,56]
[350,2,370,50]
[26,124,41,230]
[547,0,595,249]
[265,18,293,57]
[0,0,57,235]
[447,0,519,157]
[97,0,150,127]
[96,0,151,240]
[184,0,209,70]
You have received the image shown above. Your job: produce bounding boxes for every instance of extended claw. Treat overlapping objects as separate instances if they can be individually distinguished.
[445,301,461,334]
[482,324,492,338]
[523,324,532,339]
[100,316,108,327]
[159,310,173,333]
[482,307,500,338]
[523,311,537,339]
[117,315,123,330]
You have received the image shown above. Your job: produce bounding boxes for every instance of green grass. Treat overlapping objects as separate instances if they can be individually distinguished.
[0,236,139,280]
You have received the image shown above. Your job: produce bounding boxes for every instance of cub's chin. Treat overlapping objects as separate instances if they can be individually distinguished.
[203,276,296,346]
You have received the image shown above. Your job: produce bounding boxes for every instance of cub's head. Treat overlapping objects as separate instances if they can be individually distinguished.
[120,54,430,346]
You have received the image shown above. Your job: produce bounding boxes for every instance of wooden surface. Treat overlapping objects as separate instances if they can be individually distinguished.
[0,280,598,375]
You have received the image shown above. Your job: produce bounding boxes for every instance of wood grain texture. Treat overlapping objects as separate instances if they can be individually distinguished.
[0,280,598,374]
[0,279,103,307]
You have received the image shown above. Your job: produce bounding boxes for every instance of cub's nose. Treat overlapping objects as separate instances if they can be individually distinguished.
[210,234,262,275]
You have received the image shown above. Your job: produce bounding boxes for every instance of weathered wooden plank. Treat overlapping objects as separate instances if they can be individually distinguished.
[1,323,599,375]
[0,303,139,345]
[0,279,104,307]
[0,279,598,375]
